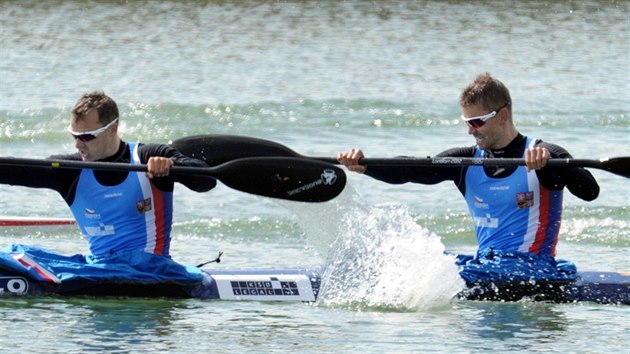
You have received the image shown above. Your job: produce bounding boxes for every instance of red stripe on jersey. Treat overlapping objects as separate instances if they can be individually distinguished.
[529,186,550,254]
[151,183,165,255]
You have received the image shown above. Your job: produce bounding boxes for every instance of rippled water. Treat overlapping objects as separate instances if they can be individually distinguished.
[1,1,629,353]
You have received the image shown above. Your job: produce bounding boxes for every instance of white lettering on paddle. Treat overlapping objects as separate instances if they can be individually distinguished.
[287,179,323,196]
[286,169,339,196]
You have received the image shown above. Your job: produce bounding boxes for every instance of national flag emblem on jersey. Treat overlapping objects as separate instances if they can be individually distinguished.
[474,196,489,209]
[516,191,534,208]
[136,198,152,214]
[84,208,101,219]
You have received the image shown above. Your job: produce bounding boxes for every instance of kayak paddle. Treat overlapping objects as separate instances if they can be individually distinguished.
[170,134,630,179]
[0,156,346,203]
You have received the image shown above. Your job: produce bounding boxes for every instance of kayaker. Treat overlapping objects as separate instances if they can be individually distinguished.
[337,73,600,294]
[0,91,215,284]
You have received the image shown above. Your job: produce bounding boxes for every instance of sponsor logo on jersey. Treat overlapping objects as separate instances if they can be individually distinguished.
[489,185,510,191]
[474,213,499,228]
[84,223,115,236]
[104,192,123,199]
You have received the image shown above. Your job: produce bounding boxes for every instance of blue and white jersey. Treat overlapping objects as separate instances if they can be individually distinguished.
[464,137,563,257]
[69,142,173,257]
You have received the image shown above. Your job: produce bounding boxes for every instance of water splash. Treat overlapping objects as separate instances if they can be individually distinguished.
[280,188,464,311]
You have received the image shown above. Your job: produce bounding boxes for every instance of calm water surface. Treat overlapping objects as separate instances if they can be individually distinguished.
[1,1,629,353]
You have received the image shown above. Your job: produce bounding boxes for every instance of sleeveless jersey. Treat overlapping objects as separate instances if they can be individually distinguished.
[69,142,173,257]
[463,137,563,257]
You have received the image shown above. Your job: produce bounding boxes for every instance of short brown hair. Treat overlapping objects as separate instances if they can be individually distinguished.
[460,73,511,112]
[71,90,119,124]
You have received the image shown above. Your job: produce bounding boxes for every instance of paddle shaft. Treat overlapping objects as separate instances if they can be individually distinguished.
[312,156,618,169]
[315,156,630,178]
[0,157,211,176]
[171,135,630,178]
[0,156,347,203]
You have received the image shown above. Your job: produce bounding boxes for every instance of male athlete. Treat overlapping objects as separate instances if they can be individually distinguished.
[0,91,215,284]
[338,73,600,298]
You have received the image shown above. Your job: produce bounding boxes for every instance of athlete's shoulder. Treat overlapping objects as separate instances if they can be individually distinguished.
[137,142,175,155]
[134,142,178,163]
[532,139,573,158]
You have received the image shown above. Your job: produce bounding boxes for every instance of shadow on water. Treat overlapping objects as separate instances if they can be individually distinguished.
[455,301,568,347]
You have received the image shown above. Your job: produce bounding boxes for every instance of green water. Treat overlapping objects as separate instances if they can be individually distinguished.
[1,1,629,353]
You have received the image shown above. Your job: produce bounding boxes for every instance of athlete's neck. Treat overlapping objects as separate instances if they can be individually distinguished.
[98,140,127,162]
[488,134,526,158]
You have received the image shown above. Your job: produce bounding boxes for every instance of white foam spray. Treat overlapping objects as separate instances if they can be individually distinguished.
[280,187,464,311]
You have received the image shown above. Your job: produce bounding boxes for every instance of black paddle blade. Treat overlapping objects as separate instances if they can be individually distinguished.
[212,157,346,202]
[600,157,630,178]
[170,135,300,166]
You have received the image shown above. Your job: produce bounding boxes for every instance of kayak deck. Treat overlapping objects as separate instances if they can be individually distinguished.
[0,268,321,302]
[1,268,628,305]
[456,271,630,304]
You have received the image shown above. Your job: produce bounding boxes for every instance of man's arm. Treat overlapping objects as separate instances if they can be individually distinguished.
[138,143,217,192]
[0,153,81,201]
[340,146,475,185]
[535,141,599,201]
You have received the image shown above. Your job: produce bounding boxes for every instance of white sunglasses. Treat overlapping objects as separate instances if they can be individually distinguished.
[68,118,119,142]
[461,103,509,128]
